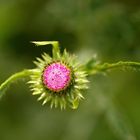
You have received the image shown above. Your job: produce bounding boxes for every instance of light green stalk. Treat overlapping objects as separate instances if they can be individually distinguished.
[85,60,140,75]
[31,41,60,59]
[0,69,33,98]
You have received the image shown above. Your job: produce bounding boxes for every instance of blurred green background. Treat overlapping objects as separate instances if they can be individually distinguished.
[0,0,140,140]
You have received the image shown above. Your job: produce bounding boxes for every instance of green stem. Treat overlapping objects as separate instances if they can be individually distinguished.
[0,69,32,98]
[51,41,60,59]
[86,61,140,75]
[31,41,60,59]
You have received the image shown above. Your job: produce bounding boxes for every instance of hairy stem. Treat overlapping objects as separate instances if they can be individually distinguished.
[85,61,140,75]
[0,69,32,98]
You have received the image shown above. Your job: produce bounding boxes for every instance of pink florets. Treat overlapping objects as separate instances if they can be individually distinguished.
[43,62,71,92]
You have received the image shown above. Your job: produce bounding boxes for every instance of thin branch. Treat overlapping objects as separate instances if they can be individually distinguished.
[0,69,32,99]
[85,61,140,75]
[31,41,60,59]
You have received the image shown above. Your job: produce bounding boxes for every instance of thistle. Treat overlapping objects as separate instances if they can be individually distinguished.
[28,41,88,109]
[0,41,140,110]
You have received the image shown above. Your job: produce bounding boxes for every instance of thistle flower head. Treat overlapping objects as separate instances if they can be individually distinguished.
[43,62,71,92]
[29,41,88,109]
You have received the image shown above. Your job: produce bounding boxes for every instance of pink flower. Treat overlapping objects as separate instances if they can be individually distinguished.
[43,62,71,92]
[29,43,88,109]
